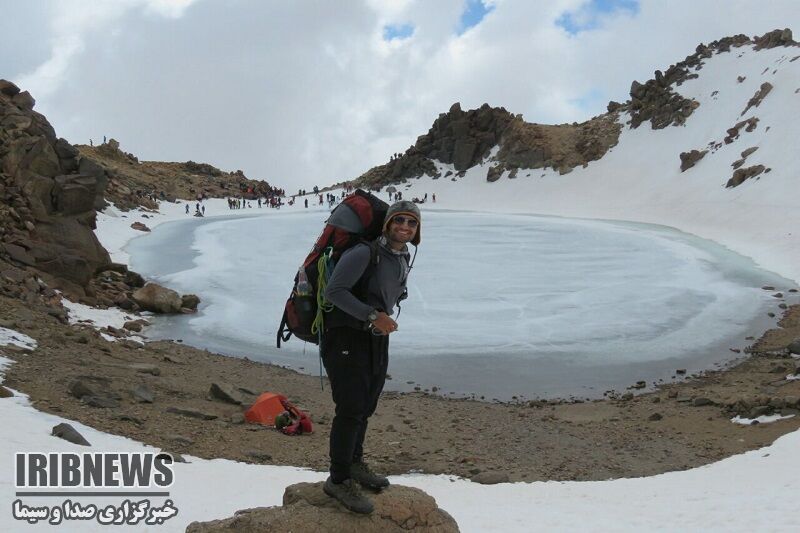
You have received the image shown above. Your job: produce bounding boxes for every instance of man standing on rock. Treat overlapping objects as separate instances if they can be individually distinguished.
[321,201,421,514]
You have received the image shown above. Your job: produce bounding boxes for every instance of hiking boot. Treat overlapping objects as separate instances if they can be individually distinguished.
[350,461,390,491]
[323,477,374,514]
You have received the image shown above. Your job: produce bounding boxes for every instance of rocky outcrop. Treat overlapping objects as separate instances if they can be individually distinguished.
[416,103,515,171]
[75,141,284,210]
[618,29,795,130]
[628,78,698,129]
[732,146,759,169]
[0,80,111,297]
[724,117,759,144]
[741,82,773,116]
[357,103,515,188]
[679,150,708,172]
[186,481,459,533]
[726,164,766,188]
[354,29,796,189]
[753,28,795,50]
[356,103,621,188]
[497,114,621,175]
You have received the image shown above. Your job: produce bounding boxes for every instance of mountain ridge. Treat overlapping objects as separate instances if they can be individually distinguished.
[352,28,796,190]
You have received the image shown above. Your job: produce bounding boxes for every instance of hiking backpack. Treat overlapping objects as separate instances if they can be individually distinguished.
[277,189,389,347]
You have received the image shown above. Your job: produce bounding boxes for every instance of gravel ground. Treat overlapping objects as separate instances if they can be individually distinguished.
[2,296,799,483]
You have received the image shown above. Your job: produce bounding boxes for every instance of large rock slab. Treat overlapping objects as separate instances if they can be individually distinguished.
[186,481,459,532]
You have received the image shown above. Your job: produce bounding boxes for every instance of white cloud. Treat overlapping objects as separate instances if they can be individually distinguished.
[4,0,800,190]
[14,0,198,99]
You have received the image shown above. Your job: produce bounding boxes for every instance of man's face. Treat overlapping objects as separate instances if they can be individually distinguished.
[388,215,418,244]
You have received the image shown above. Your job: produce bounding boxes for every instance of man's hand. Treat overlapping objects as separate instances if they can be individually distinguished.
[371,312,398,335]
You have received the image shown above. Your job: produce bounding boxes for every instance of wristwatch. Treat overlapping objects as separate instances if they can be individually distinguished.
[367,309,379,323]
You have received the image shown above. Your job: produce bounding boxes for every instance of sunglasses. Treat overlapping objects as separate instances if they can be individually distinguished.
[392,215,418,228]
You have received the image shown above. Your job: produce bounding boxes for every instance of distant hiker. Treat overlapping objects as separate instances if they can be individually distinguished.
[258,198,262,208]
[89,139,93,146]
[304,198,308,208]
[321,201,421,514]
[202,205,205,215]
[185,204,189,214]
[432,193,436,203]
[103,135,106,144]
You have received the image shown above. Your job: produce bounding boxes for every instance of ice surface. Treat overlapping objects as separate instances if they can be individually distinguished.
[128,209,787,398]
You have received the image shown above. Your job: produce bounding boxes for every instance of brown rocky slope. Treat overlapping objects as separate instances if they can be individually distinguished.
[75,140,284,211]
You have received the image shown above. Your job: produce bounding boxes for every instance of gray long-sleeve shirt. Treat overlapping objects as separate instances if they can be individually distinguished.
[324,240,410,321]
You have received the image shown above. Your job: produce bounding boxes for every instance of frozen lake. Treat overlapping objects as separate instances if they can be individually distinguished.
[127,210,791,400]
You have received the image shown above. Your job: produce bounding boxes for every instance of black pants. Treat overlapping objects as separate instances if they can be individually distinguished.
[322,327,389,483]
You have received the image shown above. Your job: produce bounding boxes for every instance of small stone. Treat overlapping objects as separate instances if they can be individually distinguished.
[693,397,714,407]
[676,369,687,375]
[648,413,663,421]
[84,396,120,408]
[621,392,634,401]
[245,450,273,462]
[132,384,154,403]
[169,435,195,446]
[129,363,160,376]
[114,414,144,426]
[0,385,14,398]
[470,472,509,485]
[166,406,218,420]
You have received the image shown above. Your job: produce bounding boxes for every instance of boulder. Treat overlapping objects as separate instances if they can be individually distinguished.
[12,90,36,111]
[486,165,504,183]
[186,481,459,533]
[123,319,148,332]
[181,294,201,310]
[787,338,800,355]
[131,221,151,232]
[52,423,90,446]
[0,79,21,96]
[132,283,183,313]
[0,385,14,398]
[132,384,155,403]
[125,270,146,288]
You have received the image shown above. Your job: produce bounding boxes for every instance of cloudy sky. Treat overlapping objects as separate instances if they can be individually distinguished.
[2,0,798,190]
